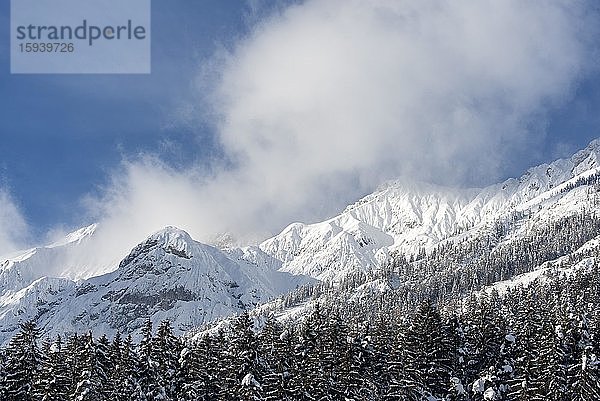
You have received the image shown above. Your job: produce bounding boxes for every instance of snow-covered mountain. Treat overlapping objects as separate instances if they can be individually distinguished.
[0,227,307,344]
[2,139,600,343]
[0,223,118,291]
[260,139,600,281]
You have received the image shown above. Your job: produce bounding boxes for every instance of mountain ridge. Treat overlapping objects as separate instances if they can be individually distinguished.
[259,139,600,281]
[0,226,310,344]
[2,138,600,342]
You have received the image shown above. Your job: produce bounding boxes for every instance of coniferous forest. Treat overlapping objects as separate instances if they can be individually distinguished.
[1,257,600,401]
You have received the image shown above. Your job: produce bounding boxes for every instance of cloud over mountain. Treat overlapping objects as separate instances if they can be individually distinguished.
[86,0,598,259]
[0,189,28,256]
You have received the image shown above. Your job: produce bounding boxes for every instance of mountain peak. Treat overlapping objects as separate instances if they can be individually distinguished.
[150,226,196,258]
[149,226,195,245]
[578,137,600,155]
[48,223,98,248]
[571,138,600,174]
[117,227,196,270]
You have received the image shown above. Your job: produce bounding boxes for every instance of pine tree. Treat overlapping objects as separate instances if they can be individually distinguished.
[385,320,418,401]
[71,332,107,401]
[119,335,145,401]
[177,332,224,401]
[343,323,378,400]
[260,316,293,401]
[151,320,182,400]
[463,293,505,387]
[444,317,468,401]
[3,321,42,401]
[109,333,128,401]
[402,300,453,399]
[209,330,228,399]
[319,312,348,399]
[0,347,7,401]
[96,334,115,399]
[38,335,70,401]
[64,333,83,395]
[371,315,394,397]
[539,320,569,401]
[227,312,262,400]
[177,340,204,401]
[137,319,158,400]
[569,313,600,400]
[507,297,545,401]
[294,304,327,401]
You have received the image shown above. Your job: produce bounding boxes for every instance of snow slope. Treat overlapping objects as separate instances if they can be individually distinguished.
[0,224,106,295]
[483,235,600,296]
[0,227,308,344]
[261,139,600,281]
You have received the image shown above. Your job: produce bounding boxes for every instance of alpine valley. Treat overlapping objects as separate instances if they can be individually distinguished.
[3,139,600,400]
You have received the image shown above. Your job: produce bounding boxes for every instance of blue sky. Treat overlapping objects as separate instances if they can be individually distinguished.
[0,1,257,236]
[1,0,600,246]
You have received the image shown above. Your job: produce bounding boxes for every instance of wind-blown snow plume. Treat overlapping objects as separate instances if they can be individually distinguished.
[0,189,28,256]
[88,0,597,259]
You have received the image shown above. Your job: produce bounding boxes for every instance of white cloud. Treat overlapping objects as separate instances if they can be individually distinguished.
[87,0,597,258]
[0,190,29,256]
[211,0,591,182]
